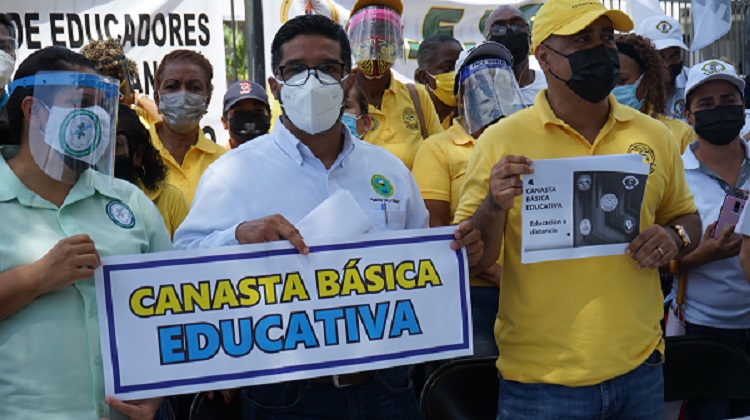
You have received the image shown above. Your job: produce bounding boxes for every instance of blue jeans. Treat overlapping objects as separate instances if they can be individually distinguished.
[241,366,420,420]
[684,322,750,420]
[497,351,664,419]
[470,286,499,357]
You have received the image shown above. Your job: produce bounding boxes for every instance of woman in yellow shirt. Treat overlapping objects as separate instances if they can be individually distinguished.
[115,106,189,238]
[150,50,226,204]
[614,34,695,153]
[412,42,516,356]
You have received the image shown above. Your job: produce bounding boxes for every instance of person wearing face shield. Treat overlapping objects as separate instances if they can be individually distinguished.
[221,80,271,149]
[0,46,172,420]
[412,42,517,357]
[413,34,463,129]
[454,0,702,416]
[173,14,482,419]
[347,0,443,170]
[484,6,546,109]
[635,15,690,121]
[676,60,750,420]
[0,14,17,108]
[614,34,695,154]
[150,49,226,204]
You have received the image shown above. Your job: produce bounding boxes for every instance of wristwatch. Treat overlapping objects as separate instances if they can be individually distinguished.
[669,225,691,250]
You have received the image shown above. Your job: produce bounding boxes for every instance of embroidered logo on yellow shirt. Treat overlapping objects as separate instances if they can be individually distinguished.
[402,108,419,132]
[106,200,136,229]
[627,143,656,174]
[371,174,394,197]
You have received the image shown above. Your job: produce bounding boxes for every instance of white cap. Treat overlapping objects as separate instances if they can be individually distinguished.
[684,59,745,101]
[635,15,688,51]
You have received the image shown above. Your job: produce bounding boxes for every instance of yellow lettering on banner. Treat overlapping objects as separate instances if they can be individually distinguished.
[281,272,310,303]
[341,259,367,296]
[155,285,181,316]
[417,260,442,287]
[364,264,385,293]
[258,275,282,304]
[212,279,240,309]
[316,269,340,298]
[130,286,155,317]
[183,281,211,312]
[396,261,416,289]
[384,263,396,291]
[238,277,260,306]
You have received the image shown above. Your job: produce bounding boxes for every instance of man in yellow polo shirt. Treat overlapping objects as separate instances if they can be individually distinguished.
[347,0,442,169]
[453,0,701,417]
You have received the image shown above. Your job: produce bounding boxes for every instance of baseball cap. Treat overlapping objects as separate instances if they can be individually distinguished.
[454,41,514,92]
[531,0,633,50]
[223,81,269,114]
[350,0,403,16]
[684,59,745,101]
[635,15,688,51]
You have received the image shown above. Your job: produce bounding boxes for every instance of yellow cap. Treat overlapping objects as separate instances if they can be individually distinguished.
[531,0,633,50]
[350,0,403,16]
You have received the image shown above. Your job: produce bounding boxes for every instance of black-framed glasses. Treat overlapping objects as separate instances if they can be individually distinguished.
[488,22,529,37]
[275,62,347,86]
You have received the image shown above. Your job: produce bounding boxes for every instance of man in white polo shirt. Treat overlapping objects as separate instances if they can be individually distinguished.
[676,59,750,420]
[636,15,689,121]
[174,14,481,419]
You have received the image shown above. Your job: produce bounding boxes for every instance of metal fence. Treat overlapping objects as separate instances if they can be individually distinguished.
[602,0,750,75]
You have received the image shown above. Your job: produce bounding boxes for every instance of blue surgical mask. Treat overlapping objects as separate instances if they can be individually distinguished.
[613,74,644,111]
[342,113,360,138]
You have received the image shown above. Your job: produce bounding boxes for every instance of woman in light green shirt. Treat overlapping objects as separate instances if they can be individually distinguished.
[0,47,172,420]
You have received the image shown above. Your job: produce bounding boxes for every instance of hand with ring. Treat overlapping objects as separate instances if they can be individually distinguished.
[625,224,678,269]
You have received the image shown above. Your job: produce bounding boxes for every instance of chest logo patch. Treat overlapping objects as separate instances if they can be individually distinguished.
[371,174,394,198]
[106,200,136,229]
[627,143,656,174]
[402,108,419,132]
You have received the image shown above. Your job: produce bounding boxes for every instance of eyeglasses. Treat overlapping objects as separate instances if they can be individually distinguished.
[275,62,348,86]
[488,22,529,37]
[0,36,17,54]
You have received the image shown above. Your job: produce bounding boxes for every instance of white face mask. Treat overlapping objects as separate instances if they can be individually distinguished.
[0,50,15,88]
[279,72,345,135]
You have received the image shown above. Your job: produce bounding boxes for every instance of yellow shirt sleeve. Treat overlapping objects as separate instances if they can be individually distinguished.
[412,136,451,203]
[453,138,494,224]
[655,126,698,225]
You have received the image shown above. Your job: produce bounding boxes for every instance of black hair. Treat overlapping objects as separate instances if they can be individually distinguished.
[271,14,351,73]
[0,14,15,39]
[117,106,168,191]
[0,46,96,145]
[416,34,461,70]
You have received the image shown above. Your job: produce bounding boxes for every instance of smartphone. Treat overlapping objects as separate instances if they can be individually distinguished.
[713,194,747,239]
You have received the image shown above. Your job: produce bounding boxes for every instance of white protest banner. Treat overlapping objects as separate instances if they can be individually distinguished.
[95,227,471,400]
[521,154,649,264]
[7,1,228,144]
[691,0,732,51]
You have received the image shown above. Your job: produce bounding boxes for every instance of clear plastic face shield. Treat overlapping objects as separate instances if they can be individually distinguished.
[8,72,119,185]
[348,5,405,78]
[458,58,517,136]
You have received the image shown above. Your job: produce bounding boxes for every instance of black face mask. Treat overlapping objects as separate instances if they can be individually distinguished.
[668,62,683,85]
[229,112,271,144]
[490,32,530,67]
[546,43,620,103]
[114,154,136,182]
[694,105,745,146]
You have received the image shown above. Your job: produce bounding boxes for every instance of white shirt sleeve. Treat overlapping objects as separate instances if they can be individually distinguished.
[173,166,242,250]
[404,173,430,229]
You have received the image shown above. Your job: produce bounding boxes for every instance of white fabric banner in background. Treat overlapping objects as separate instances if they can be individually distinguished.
[691,0,732,51]
[627,0,668,31]
[8,1,228,144]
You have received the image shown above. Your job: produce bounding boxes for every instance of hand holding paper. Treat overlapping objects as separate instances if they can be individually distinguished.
[488,155,534,211]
